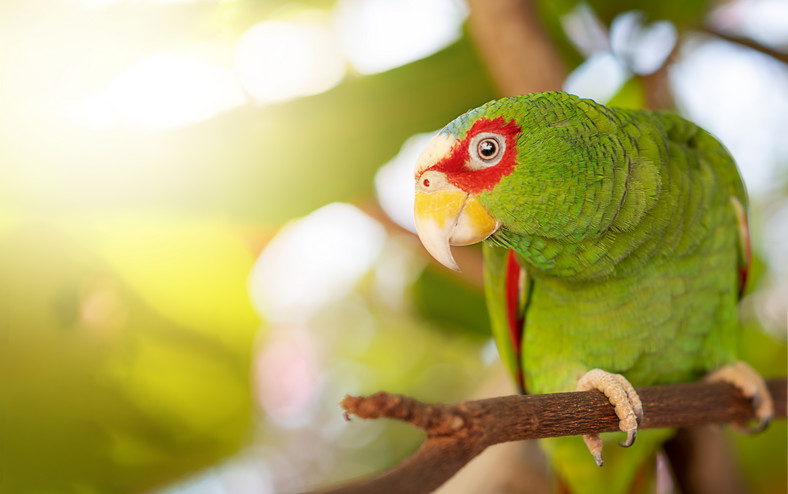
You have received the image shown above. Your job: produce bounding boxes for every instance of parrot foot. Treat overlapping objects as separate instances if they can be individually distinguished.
[705,361,773,433]
[577,369,643,467]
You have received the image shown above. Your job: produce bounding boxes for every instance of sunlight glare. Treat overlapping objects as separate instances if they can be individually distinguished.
[670,37,788,196]
[255,329,322,428]
[248,203,386,324]
[107,53,245,130]
[77,0,221,7]
[375,132,436,233]
[754,202,788,337]
[560,2,610,57]
[76,0,121,8]
[563,51,629,104]
[712,0,788,47]
[60,94,116,129]
[235,19,345,104]
[158,456,275,494]
[332,0,467,74]
[610,12,677,75]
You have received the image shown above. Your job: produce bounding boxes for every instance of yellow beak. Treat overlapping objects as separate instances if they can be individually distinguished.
[413,171,500,271]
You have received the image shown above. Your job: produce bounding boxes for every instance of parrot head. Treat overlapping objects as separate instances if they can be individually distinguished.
[413,93,637,273]
[413,106,523,271]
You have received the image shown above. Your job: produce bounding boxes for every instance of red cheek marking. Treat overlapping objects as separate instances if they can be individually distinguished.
[427,117,521,195]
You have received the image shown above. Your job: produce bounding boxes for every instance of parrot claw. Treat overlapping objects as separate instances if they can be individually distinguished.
[582,433,605,467]
[705,361,773,434]
[619,429,636,448]
[577,369,643,466]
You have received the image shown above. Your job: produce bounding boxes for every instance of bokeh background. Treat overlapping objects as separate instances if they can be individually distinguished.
[0,0,785,493]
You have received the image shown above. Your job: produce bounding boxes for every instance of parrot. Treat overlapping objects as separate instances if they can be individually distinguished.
[411,91,773,493]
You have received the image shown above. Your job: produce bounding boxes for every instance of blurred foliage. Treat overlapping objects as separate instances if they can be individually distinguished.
[535,0,711,70]
[579,0,710,26]
[0,0,498,490]
[0,0,785,493]
[413,263,491,339]
[734,322,787,494]
[0,35,494,225]
[0,217,258,492]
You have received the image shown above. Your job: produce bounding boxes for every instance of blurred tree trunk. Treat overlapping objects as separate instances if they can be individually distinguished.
[466,0,565,96]
[663,426,748,494]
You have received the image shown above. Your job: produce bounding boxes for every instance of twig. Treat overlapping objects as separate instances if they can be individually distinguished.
[308,378,786,494]
[702,28,788,65]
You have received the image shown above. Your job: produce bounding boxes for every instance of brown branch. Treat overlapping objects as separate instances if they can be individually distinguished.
[701,28,788,65]
[466,0,566,96]
[308,378,786,494]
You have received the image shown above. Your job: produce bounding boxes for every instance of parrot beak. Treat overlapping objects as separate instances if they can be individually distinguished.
[413,170,500,271]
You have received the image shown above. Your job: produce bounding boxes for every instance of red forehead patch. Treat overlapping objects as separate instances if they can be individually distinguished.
[426,117,522,195]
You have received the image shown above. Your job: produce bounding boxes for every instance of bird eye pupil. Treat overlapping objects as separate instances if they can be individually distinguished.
[478,139,499,160]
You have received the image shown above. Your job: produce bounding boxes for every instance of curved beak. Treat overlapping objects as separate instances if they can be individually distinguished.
[413,171,499,271]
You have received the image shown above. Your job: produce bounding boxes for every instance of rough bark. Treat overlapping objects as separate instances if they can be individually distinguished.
[307,378,786,494]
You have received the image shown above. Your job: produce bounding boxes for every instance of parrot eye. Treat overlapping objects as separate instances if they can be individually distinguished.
[477,139,499,160]
[468,132,506,170]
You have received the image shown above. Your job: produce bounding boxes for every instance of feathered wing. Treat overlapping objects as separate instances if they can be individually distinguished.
[656,110,750,298]
[482,243,532,393]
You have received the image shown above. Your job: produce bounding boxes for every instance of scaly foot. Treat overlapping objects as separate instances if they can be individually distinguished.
[705,361,773,433]
[576,369,643,466]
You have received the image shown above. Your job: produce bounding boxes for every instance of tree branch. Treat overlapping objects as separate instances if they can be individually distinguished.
[702,28,788,65]
[308,378,786,494]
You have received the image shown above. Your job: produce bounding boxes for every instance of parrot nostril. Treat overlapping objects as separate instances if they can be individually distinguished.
[423,178,430,187]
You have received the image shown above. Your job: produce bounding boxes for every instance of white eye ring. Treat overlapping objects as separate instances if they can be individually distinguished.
[468,132,505,170]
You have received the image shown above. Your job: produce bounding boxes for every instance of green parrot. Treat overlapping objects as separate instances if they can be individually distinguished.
[412,91,773,493]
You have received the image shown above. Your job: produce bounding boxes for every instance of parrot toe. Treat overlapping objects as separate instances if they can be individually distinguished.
[577,369,643,465]
[705,361,774,433]
[619,428,636,448]
[582,433,605,467]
